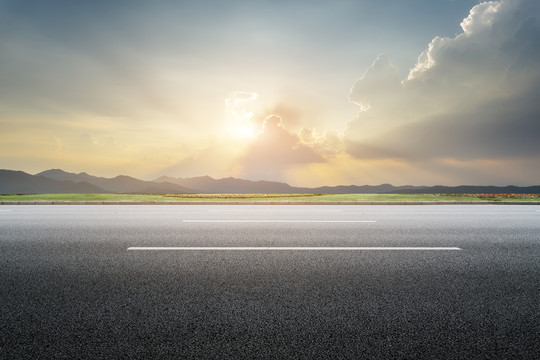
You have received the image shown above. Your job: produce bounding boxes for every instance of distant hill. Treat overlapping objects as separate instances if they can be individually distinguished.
[1,169,539,194]
[36,169,196,194]
[0,170,110,194]
[154,176,430,194]
[154,175,297,193]
[153,175,540,194]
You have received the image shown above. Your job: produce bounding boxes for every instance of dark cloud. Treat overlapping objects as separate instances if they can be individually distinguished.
[348,88,540,161]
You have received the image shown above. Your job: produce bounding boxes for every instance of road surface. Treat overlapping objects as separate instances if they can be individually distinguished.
[1,205,539,359]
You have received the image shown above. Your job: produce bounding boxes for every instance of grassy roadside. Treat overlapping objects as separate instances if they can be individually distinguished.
[1,193,539,202]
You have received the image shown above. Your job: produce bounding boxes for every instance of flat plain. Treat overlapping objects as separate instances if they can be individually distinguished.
[1,193,540,203]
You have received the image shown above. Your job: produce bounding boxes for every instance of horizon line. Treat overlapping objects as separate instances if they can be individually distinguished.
[2,168,539,188]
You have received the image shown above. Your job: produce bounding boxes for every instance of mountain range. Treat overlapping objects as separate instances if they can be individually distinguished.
[1,169,539,194]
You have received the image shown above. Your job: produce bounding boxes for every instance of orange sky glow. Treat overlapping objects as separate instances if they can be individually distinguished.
[1,0,539,186]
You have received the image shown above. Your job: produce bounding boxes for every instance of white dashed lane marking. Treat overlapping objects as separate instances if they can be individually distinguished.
[128,247,462,251]
[182,220,375,223]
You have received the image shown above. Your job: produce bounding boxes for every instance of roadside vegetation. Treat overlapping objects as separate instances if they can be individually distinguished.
[1,193,539,202]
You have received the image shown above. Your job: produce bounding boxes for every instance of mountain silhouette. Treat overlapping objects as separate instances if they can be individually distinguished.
[154,175,297,193]
[36,169,196,193]
[1,169,539,194]
[0,170,110,194]
[154,176,433,194]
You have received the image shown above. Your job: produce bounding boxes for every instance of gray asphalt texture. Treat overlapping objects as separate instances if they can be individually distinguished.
[1,205,539,359]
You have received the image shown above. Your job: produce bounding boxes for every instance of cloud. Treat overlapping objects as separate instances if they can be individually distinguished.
[346,0,540,162]
[299,128,345,155]
[256,103,304,131]
[225,91,259,111]
[239,115,324,181]
[155,115,328,182]
[75,133,120,151]
[348,54,401,112]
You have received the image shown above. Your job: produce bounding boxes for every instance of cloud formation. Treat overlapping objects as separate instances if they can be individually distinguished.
[239,115,324,181]
[346,0,540,162]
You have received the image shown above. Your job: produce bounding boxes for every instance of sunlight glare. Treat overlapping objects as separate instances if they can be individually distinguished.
[225,91,260,140]
[233,123,257,138]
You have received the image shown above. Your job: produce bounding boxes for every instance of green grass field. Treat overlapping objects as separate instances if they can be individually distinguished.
[1,193,539,202]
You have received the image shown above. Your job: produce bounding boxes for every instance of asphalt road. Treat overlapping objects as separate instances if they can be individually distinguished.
[1,205,539,359]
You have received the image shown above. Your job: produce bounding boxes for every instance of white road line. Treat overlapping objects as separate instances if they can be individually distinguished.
[128,247,462,251]
[207,210,343,212]
[183,220,375,223]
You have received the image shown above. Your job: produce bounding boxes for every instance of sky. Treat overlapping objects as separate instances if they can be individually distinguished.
[1,0,539,186]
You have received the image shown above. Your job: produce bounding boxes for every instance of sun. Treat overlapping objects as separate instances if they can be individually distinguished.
[225,91,261,140]
[233,124,257,139]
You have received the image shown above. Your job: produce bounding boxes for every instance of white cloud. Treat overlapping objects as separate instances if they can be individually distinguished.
[460,1,503,35]
[346,0,540,163]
